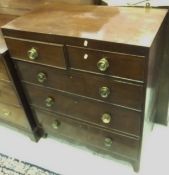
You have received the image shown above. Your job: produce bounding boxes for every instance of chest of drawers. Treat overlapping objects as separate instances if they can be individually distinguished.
[2,4,168,171]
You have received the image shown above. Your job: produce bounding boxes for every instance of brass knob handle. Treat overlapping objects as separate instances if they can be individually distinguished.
[99,87,110,98]
[45,97,54,107]
[101,113,111,124]
[37,72,47,83]
[27,48,38,60]
[104,137,113,147]
[52,120,61,129]
[97,58,109,72]
[1,109,11,117]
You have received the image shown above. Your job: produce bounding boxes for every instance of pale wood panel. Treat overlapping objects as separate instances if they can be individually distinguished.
[0,55,10,81]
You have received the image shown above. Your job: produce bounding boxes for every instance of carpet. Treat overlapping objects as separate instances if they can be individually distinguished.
[0,153,59,175]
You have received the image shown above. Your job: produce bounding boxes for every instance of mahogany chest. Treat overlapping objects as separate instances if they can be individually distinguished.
[2,4,168,171]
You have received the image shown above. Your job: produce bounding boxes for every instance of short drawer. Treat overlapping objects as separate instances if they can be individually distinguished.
[16,61,144,110]
[67,46,145,81]
[0,81,21,106]
[35,109,139,159]
[24,83,141,136]
[0,57,10,81]
[5,37,66,68]
[0,102,30,130]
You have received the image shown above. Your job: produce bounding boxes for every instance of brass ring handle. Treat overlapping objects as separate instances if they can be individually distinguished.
[97,58,109,72]
[45,97,54,107]
[99,87,110,98]
[52,120,61,129]
[27,48,38,60]
[37,72,47,83]
[1,109,11,117]
[101,113,111,124]
[104,137,113,147]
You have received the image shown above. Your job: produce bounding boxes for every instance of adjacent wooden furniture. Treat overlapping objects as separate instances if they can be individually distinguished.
[2,4,167,171]
[0,0,101,15]
[0,14,42,141]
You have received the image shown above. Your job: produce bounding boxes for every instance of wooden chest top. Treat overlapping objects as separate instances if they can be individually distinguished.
[2,4,167,48]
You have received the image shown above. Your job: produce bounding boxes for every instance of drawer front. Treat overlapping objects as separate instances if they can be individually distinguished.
[67,46,145,81]
[0,57,10,81]
[36,109,139,159]
[24,84,141,136]
[16,61,144,110]
[0,81,21,106]
[0,102,30,130]
[5,37,66,68]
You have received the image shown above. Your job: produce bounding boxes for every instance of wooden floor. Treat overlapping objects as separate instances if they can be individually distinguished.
[0,122,169,175]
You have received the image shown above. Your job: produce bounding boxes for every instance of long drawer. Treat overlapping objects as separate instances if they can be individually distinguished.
[35,108,139,160]
[0,80,21,106]
[5,37,66,69]
[24,83,141,136]
[67,45,145,81]
[0,102,30,130]
[15,61,144,110]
